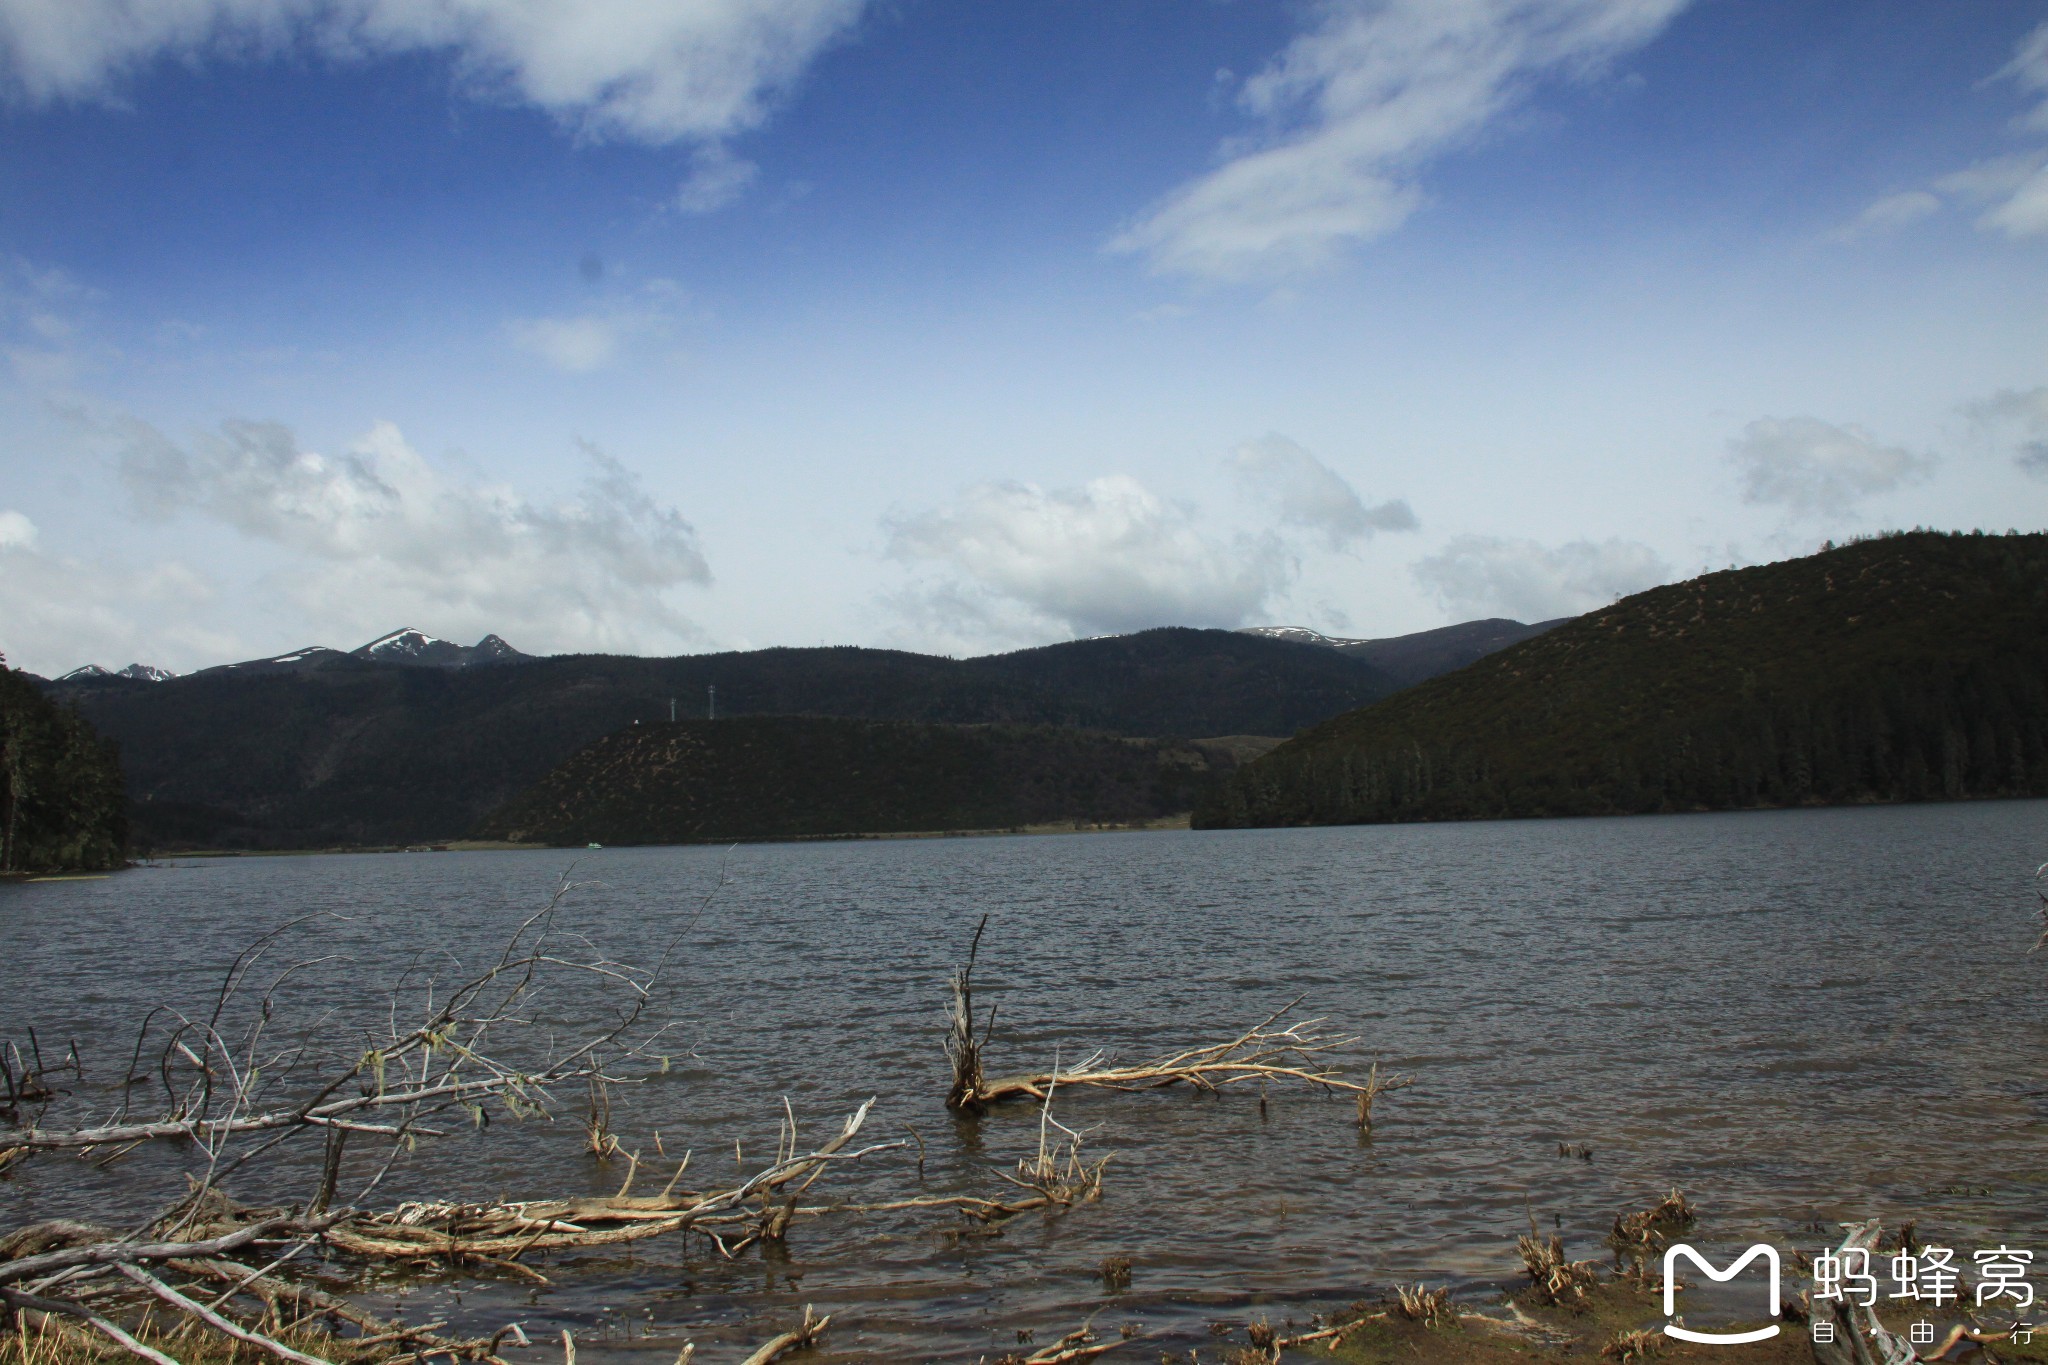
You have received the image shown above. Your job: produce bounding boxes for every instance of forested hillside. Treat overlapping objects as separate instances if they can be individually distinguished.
[1199,532,2048,828]
[0,661,126,871]
[59,628,1391,849]
[478,717,1251,845]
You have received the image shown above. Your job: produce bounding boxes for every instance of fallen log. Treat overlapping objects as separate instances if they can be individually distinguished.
[943,922,1404,1116]
[324,1097,892,1260]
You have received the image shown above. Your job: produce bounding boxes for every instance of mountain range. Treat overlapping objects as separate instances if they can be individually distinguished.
[56,663,178,684]
[34,616,1559,852]
[24,535,2047,853]
[56,629,530,683]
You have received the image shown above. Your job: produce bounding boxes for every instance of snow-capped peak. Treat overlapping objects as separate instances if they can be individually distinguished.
[1237,625,1371,649]
[191,630,529,676]
[53,660,173,685]
[356,628,446,660]
[344,629,531,668]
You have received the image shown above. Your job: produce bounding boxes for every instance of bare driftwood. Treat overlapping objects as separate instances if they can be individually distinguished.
[1804,1219,2031,1365]
[944,923,1401,1117]
[943,915,994,1110]
[1353,1061,1414,1133]
[1226,1310,1384,1362]
[0,866,902,1365]
[952,996,1377,1111]
[738,1303,830,1365]
[1808,1221,1914,1365]
[999,1324,1135,1363]
[325,1097,893,1262]
[844,1060,1107,1232]
[2032,861,2048,954]
[1,881,680,1174]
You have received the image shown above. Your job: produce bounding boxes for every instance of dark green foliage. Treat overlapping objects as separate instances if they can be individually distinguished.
[1199,532,2048,829]
[0,663,125,871]
[61,629,1389,850]
[476,717,1248,845]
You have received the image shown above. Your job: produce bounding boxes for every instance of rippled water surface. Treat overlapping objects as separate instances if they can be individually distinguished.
[6,802,2048,1359]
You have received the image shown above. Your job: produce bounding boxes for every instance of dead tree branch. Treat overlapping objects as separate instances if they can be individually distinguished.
[951,994,1375,1111]
[1004,1324,1133,1363]
[324,1097,894,1261]
[0,870,856,1365]
[737,1304,831,1365]
[941,925,1401,1119]
[943,914,993,1110]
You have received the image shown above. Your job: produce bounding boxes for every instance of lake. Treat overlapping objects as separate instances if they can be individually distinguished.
[5,800,2047,1359]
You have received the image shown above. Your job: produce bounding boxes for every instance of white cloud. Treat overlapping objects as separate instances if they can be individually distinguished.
[675,143,758,212]
[1227,433,1417,549]
[115,417,712,652]
[2002,18,2048,131]
[1107,0,1687,281]
[1830,189,1940,241]
[1850,24,2048,242]
[1845,149,2048,241]
[1931,152,2048,203]
[0,509,236,677]
[1980,166,2048,238]
[1932,148,2048,239]
[1727,416,1933,519]
[0,254,98,386]
[505,281,681,372]
[0,0,868,144]
[507,314,624,372]
[1963,386,2048,479]
[885,475,1293,641]
[1963,24,2048,235]
[0,507,34,548]
[1412,533,1670,621]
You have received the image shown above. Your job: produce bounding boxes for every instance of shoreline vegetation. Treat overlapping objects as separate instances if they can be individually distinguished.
[8,899,2043,1365]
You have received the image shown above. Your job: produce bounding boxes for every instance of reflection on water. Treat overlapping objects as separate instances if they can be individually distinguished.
[5,801,2047,1359]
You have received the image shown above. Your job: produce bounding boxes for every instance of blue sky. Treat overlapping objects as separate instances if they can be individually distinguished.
[3,0,2047,675]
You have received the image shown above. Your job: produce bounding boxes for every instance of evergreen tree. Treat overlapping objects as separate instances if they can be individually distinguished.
[0,656,127,871]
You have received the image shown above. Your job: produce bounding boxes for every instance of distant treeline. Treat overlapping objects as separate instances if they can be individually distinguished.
[1200,532,2048,827]
[0,663,125,871]
[477,717,1259,845]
